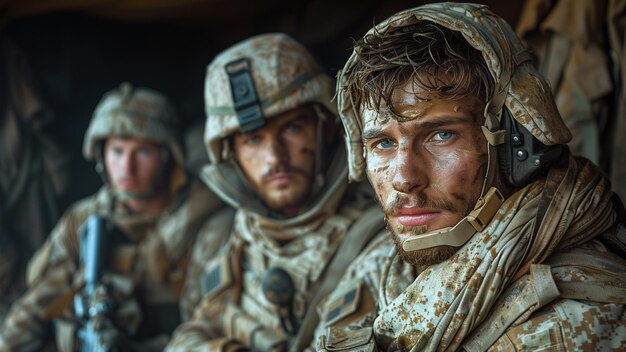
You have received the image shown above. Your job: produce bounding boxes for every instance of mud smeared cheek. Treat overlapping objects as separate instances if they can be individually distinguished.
[367,164,393,206]
[371,165,390,174]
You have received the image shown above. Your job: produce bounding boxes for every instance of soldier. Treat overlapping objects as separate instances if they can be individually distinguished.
[166,33,385,352]
[0,83,227,351]
[316,3,626,351]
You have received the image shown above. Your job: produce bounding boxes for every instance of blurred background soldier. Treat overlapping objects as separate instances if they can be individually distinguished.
[315,3,626,351]
[166,33,385,352]
[0,83,225,351]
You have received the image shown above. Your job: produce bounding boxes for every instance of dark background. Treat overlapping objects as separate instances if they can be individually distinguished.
[1,0,524,209]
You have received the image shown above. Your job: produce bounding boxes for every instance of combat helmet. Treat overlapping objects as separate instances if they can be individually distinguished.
[83,82,184,166]
[201,33,347,221]
[83,83,186,199]
[337,3,572,250]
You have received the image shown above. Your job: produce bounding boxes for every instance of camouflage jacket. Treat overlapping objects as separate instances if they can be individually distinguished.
[316,157,626,351]
[0,178,224,352]
[166,183,386,352]
[317,235,626,352]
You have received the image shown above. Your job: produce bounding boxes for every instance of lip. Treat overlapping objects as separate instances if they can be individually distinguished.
[393,208,440,227]
[266,172,294,186]
[117,179,139,189]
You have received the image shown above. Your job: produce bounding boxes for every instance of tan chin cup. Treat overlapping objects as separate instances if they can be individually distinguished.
[402,187,504,252]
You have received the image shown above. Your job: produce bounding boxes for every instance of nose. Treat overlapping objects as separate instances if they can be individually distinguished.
[391,146,427,193]
[120,152,136,176]
[264,137,289,167]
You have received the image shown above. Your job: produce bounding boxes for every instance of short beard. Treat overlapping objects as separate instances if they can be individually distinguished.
[263,185,311,215]
[388,222,458,268]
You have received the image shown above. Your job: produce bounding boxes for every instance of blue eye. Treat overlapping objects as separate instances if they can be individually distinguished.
[244,135,261,145]
[433,131,454,141]
[375,139,396,149]
[285,123,302,133]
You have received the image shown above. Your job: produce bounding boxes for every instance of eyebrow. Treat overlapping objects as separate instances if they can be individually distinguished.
[361,116,471,141]
[418,117,469,129]
[362,128,385,141]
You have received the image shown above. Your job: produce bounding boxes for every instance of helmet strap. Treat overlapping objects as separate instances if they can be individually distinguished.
[312,104,329,193]
[401,104,507,252]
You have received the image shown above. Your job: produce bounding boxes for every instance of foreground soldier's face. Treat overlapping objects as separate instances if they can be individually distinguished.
[233,105,318,217]
[104,137,164,196]
[361,78,488,267]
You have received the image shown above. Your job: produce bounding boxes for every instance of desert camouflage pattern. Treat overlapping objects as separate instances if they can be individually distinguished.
[83,82,184,166]
[168,181,384,352]
[0,179,225,351]
[317,2,626,351]
[336,2,572,182]
[200,33,346,219]
[316,154,626,351]
[168,33,386,351]
[203,32,337,164]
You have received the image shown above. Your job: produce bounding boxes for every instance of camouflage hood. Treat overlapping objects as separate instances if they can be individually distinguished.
[201,33,348,223]
[337,2,572,181]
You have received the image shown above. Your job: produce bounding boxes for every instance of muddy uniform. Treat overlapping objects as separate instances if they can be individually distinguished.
[318,159,626,351]
[166,33,386,352]
[317,3,626,351]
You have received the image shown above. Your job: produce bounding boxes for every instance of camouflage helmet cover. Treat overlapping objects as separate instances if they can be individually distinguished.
[201,33,348,222]
[83,82,184,166]
[203,32,338,163]
[337,2,572,181]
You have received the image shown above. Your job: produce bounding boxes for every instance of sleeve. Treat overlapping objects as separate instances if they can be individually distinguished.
[167,239,245,352]
[179,207,236,321]
[166,289,249,352]
[0,207,83,352]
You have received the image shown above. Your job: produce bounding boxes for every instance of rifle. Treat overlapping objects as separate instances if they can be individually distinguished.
[74,215,117,352]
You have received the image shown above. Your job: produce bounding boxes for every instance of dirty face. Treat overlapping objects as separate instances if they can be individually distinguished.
[233,105,318,217]
[361,79,488,267]
[104,137,165,197]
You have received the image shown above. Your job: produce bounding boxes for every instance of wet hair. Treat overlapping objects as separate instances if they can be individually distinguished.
[343,21,494,117]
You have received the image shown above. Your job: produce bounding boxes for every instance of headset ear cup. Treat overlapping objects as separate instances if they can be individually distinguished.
[499,107,564,188]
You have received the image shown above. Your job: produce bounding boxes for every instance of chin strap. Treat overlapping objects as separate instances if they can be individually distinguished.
[402,123,505,252]
[403,187,504,251]
[312,104,329,193]
[401,94,510,252]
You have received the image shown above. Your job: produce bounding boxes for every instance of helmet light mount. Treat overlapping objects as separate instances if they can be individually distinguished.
[225,58,265,134]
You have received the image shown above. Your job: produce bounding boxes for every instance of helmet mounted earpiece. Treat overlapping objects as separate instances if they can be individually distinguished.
[499,108,564,187]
